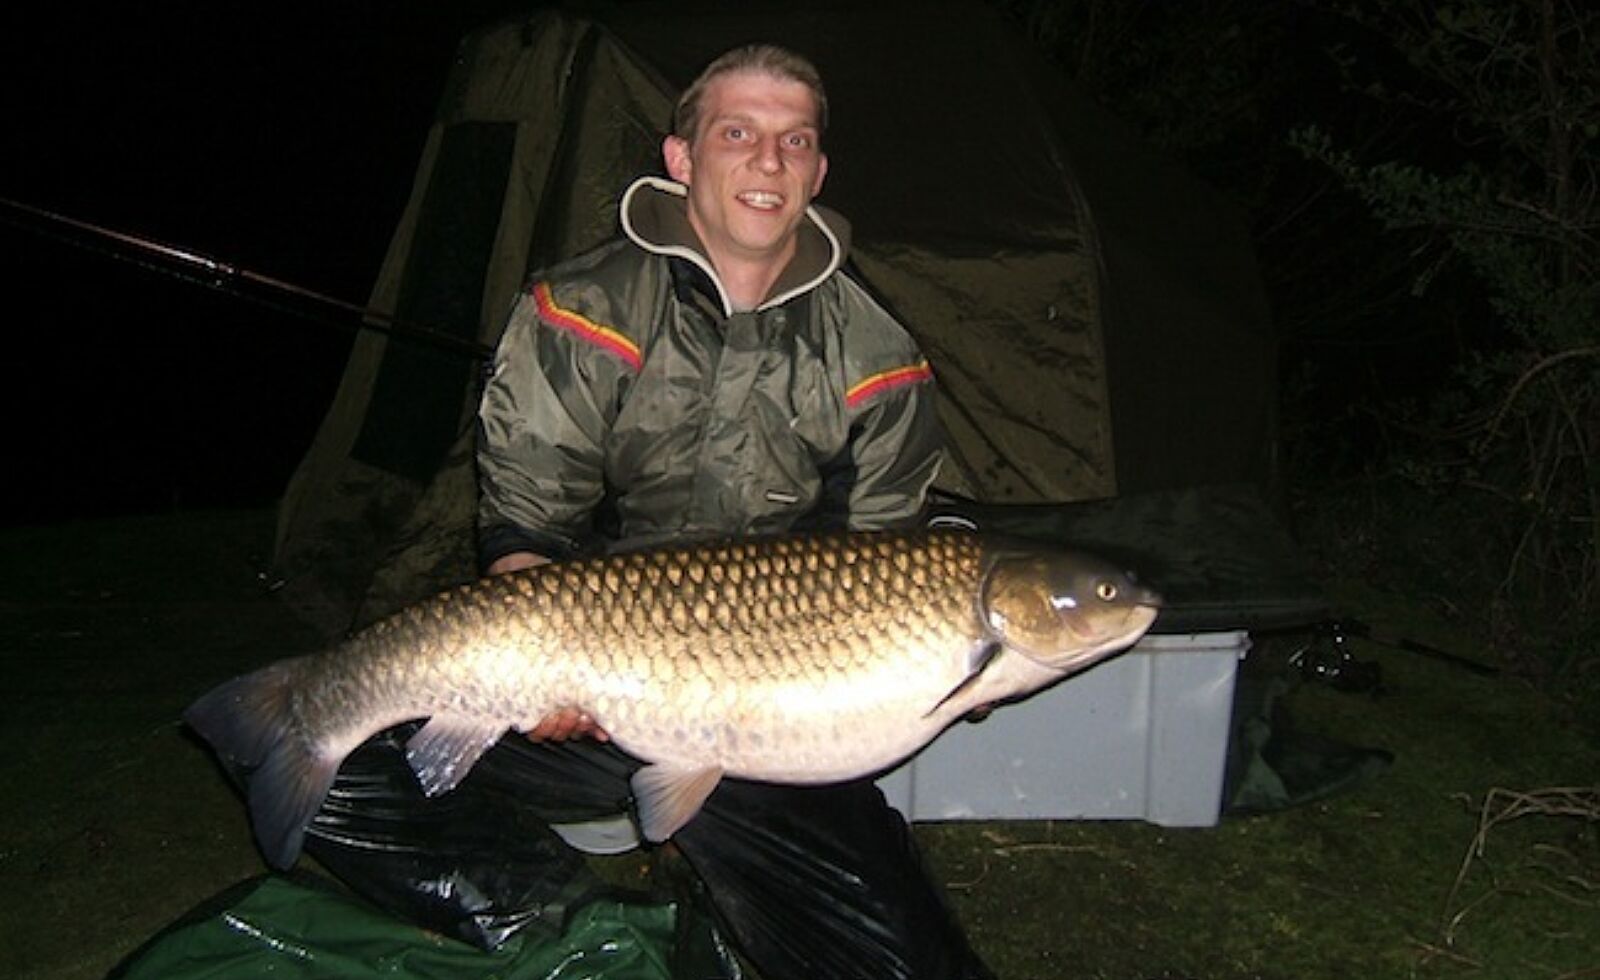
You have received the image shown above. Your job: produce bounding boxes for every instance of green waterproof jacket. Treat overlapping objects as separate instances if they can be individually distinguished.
[476,177,943,565]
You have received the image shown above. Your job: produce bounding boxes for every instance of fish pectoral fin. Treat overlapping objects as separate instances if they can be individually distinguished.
[404,715,507,796]
[925,641,1002,718]
[630,764,724,842]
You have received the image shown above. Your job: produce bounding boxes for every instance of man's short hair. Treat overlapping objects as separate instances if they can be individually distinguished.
[672,44,829,142]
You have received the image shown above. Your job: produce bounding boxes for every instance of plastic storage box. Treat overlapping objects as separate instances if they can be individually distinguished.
[877,630,1248,827]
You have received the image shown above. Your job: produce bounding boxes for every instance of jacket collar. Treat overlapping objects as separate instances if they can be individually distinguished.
[620,176,850,317]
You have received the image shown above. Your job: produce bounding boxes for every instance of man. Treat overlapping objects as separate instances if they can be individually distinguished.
[475,44,992,979]
[306,45,990,979]
[477,45,940,576]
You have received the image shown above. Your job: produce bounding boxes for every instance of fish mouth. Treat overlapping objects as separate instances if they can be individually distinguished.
[1056,604,1161,663]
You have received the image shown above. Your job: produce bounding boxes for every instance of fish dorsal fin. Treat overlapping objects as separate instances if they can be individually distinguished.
[631,764,725,842]
[925,641,1003,718]
[405,715,507,796]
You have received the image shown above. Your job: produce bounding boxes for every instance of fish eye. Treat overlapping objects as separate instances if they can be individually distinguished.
[1095,580,1119,602]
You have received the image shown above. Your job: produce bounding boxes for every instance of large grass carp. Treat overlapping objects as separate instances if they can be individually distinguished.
[185,527,1160,869]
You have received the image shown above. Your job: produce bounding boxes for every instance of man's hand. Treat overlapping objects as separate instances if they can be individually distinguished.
[527,706,610,743]
[488,551,551,575]
[486,552,609,741]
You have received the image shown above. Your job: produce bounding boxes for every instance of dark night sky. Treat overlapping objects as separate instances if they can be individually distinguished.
[2,4,528,526]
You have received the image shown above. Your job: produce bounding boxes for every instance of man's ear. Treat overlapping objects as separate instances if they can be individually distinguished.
[663,135,692,184]
[812,152,829,198]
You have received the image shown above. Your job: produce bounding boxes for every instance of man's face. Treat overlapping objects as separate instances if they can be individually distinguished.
[663,69,829,273]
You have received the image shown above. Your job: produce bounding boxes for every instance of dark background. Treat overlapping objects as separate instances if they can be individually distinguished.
[1,4,529,525]
[0,3,1538,530]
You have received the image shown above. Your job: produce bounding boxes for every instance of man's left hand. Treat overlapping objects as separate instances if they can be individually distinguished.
[527,706,610,742]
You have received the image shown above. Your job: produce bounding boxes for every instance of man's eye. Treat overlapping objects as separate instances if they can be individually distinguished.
[725,126,747,141]
[785,133,812,149]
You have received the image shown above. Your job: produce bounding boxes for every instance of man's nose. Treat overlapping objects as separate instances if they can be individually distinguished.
[754,137,783,173]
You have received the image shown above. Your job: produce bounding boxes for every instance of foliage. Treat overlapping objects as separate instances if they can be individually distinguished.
[1290,0,1600,663]
[984,0,1291,191]
[989,0,1600,703]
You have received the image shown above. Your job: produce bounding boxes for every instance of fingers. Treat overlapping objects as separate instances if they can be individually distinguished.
[488,551,552,576]
[526,706,611,743]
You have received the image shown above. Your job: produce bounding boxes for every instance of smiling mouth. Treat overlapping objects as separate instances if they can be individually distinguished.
[737,190,785,210]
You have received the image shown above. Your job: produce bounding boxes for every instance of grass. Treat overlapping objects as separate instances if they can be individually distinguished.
[0,509,1595,979]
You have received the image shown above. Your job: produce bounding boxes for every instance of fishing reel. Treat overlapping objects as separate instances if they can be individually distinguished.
[1286,621,1384,694]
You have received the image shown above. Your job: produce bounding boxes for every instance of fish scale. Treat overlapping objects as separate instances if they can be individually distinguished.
[185,527,1160,870]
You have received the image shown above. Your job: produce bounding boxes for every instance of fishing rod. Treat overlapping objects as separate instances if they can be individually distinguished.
[1266,617,1500,698]
[0,195,496,361]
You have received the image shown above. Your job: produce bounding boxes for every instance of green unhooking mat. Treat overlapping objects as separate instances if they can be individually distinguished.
[110,874,731,980]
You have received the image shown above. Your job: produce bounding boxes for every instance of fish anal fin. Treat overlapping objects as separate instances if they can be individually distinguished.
[404,715,507,797]
[630,764,724,842]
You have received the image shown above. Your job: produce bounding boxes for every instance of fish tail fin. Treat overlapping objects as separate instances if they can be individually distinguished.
[184,657,338,869]
[247,730,342,870]
[184,659,303,769]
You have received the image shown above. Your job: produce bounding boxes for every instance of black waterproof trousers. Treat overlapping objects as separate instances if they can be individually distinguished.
[299,726,994,980]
